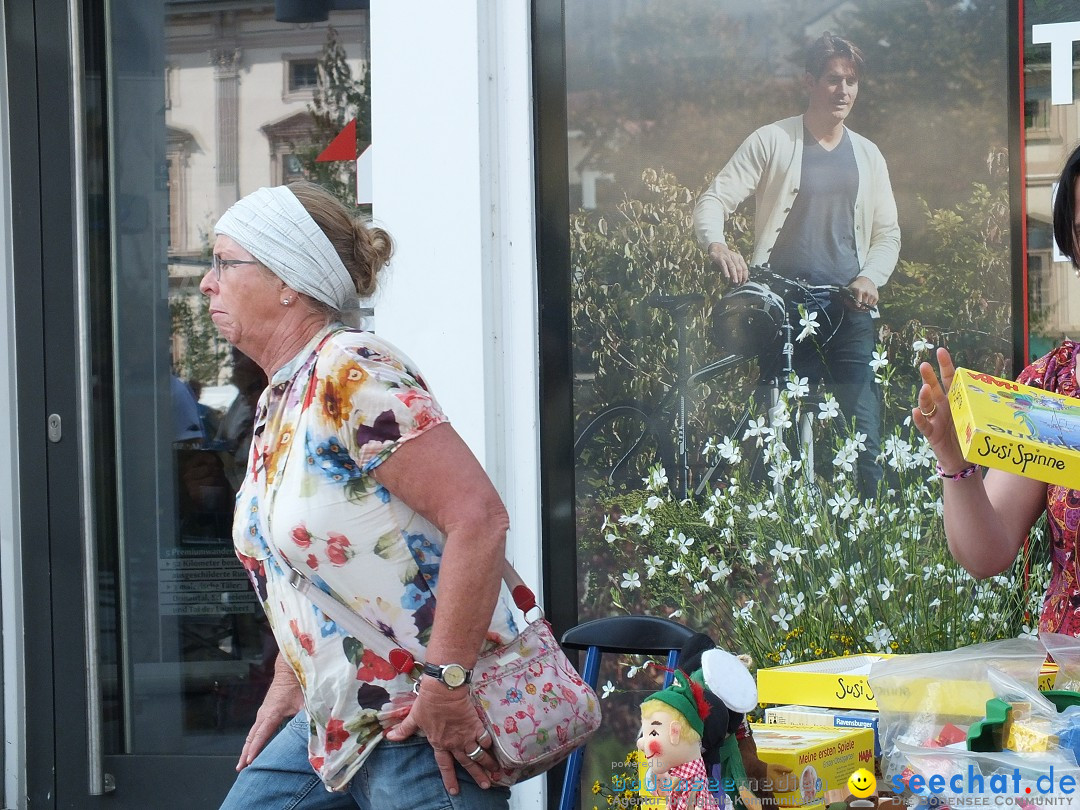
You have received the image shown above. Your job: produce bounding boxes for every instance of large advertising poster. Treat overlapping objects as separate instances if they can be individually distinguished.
[561,0,1052,795]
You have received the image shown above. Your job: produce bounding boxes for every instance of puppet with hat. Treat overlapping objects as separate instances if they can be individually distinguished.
[638,668,722,810]
[638,633,781,810]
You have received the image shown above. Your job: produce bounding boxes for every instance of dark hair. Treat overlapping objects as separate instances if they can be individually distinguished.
[805,31,864,79]
[287,180,393,299]
[1053,143,1080,268]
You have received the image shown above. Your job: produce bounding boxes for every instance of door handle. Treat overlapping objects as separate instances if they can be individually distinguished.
[68,0,114,795]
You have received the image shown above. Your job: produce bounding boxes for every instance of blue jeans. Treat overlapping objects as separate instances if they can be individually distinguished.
[792,302,881,498]
[218,712,511,810]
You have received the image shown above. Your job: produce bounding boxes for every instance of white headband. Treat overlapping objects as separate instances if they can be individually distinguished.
[214,186,361,321]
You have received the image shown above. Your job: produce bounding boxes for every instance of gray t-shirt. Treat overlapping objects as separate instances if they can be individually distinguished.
[769,127,861,286]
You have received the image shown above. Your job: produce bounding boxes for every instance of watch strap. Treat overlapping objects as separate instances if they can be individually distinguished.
[422,662,472,686]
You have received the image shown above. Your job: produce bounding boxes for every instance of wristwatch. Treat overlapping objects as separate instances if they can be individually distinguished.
[422,662,472,689]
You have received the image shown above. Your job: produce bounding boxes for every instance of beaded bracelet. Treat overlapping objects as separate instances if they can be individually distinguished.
[936,462,979,480]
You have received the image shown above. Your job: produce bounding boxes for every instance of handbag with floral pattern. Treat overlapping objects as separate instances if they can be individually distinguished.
[269,543,601,785]
[464,569,602,783]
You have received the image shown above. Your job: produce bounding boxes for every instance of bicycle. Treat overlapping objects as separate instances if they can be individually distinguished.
[573,266,863,500]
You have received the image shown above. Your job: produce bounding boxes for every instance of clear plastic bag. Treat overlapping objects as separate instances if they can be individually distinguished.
[868,638,1048,783]
[893,741,1080,806]
[1043,633,1080,692]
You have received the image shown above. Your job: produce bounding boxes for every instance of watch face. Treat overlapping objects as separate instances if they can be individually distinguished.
[442,664,467,688]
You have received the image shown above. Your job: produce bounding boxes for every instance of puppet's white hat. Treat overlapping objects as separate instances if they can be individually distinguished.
[700,648,758,713]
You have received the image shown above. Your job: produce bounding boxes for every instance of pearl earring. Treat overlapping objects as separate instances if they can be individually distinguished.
[282,297,292,306]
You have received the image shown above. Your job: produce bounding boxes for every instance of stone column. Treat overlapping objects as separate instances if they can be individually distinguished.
[211,47,240,214]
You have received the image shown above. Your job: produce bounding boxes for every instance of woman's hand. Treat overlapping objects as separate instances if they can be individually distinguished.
[384,679,499,795]
[911,347,969,475]
[236,654,305,771]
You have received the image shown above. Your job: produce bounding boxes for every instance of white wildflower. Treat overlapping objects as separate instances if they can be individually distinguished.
[644,466,668,491]
[771,608,794,631]
[796,306,820,342]
[717,436,742,463]
[786,375,810,400]
[865,625,894,651]
[912,337,934,353]
[743,416,769,447]
[790,592,807,616]
[709,560,732,582]
[876,578,897,601]
[817,395,840,421]
[769,541,794,564]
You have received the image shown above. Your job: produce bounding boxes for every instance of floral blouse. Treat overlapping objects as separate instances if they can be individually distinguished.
[1017,341,1080,636]
[233,324,518,791]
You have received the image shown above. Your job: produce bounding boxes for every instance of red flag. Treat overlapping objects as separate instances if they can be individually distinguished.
[316,119,357,162]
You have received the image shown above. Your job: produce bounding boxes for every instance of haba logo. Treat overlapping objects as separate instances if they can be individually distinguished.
[848,768,876,798]
[858,749,873,764]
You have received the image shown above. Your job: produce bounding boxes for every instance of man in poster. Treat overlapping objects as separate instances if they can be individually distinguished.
[693,32,901,497]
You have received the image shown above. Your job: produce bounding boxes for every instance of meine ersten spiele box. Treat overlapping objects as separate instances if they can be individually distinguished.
[948,367,1080,488]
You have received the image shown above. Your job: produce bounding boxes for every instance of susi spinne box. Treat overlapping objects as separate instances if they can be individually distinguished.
[948,367,1080,488]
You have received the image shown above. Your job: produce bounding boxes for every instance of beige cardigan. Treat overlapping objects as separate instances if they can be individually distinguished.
[693,115,901,288]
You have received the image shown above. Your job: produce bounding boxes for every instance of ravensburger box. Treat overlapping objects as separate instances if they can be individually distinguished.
[764,705,880,755]
[750,724,874,808]
[948,367,1080,488]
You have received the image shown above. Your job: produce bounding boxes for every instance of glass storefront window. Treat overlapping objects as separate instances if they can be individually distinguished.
[561,0,1032,800]
[98,0,371,757]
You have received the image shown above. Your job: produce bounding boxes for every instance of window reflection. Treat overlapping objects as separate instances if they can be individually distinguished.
[101,0,371,755]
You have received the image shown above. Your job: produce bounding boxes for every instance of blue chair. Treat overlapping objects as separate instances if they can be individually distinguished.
[557,615,697,810]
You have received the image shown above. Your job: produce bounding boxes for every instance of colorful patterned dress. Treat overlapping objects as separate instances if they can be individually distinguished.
[233,324,518,791]
[1017,341,1080,635]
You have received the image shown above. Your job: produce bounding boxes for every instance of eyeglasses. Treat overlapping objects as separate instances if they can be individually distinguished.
[210,254,260,281]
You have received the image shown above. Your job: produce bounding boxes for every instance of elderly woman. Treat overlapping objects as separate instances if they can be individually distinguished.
[208,181,514,809]
[914,142,1080,637]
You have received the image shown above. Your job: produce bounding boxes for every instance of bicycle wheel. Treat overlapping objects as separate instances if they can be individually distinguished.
[574,403,673,494]
[686,350,783,496]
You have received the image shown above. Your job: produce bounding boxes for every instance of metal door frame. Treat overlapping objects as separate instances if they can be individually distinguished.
[5,1,245,805]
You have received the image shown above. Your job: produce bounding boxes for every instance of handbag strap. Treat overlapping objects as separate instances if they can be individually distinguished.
[268,541,540,675]
[253,324,540,672]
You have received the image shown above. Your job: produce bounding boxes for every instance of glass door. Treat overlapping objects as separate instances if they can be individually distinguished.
[31,0,371,805]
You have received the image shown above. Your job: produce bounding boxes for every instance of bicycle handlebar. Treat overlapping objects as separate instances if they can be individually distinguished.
[744,265,868,310]
[644,267,869,314]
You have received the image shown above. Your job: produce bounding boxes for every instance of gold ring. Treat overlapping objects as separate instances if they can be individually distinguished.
[466,744,484,760]
[919,403,937,418]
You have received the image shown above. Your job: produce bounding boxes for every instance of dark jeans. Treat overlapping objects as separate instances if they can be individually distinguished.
[792,300,881,498]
